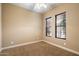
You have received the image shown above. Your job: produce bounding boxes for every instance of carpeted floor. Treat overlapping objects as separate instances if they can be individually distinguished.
[0,41,78,56]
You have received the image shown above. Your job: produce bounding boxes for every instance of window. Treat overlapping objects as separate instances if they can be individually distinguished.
[55,12,66,39]
[46,17,52,37]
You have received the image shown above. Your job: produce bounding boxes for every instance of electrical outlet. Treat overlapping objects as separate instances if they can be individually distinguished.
[11,41,14,44]
[64,43,66,45]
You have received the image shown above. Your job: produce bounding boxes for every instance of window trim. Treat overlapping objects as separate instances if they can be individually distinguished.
[46,17,52,37]
[55,12,66,39]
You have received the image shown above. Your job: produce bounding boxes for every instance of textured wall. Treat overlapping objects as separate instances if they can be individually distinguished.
[0,4,1,50]
[2,4,43,47]
[43,4,79,52]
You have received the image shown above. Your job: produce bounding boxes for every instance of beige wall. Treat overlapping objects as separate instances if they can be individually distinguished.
[2,3,79,53]
[43,4,79,52]
[0,4,1,50]
[2,4,43,47]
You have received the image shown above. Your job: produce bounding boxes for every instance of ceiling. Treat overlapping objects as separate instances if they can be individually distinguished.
[12,3,58,14]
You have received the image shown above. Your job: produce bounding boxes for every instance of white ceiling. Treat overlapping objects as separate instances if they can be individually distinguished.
[12,3,58,14]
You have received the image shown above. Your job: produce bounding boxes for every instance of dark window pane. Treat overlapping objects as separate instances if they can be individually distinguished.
[55,12,66,39]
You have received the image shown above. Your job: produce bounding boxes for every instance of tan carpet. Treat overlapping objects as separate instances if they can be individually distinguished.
[0,41,78,56]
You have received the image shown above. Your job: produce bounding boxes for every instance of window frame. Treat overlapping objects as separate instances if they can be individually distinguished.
[55,12,66,39]
[46,17,52,37]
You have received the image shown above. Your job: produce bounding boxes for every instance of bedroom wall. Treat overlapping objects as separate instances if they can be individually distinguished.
[0,4,1,51]
[43,4,79,52]
[2,4,43,48]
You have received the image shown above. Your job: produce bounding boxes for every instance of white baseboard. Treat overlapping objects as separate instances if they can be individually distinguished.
[1,40,79,55]
[43,40,79,55]
[2,40,43,50]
